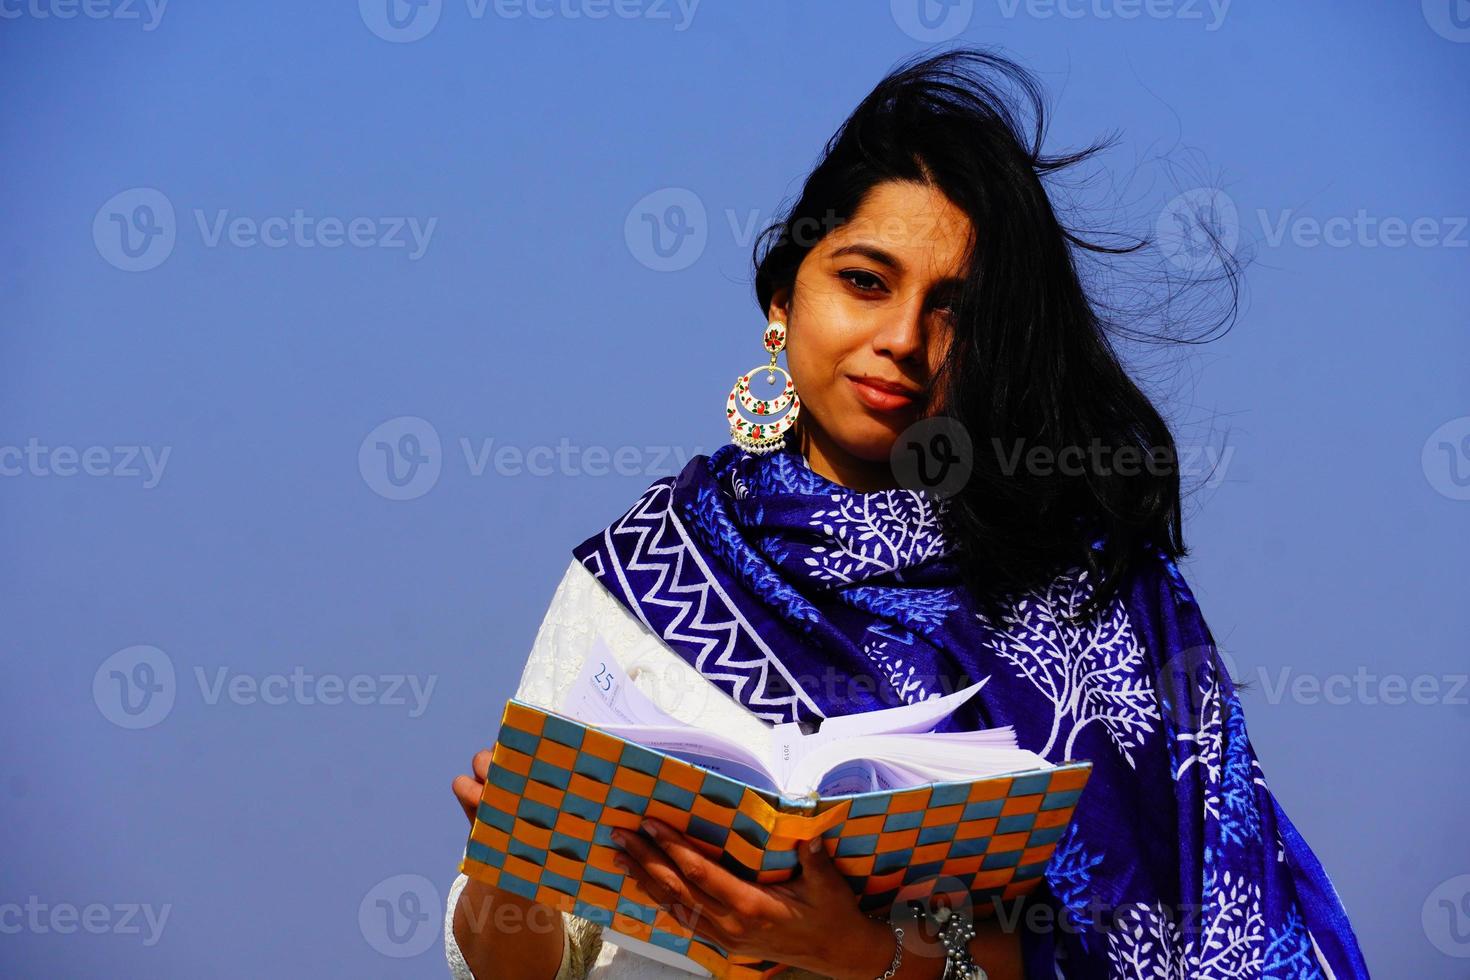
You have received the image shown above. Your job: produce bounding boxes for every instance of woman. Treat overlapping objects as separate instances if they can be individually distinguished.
[445,49,1370,979]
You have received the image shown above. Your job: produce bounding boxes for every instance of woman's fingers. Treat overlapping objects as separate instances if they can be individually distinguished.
[639,819,767,916]
[614,840,737,948]
[613,827,731,920]
[452,749,494,825]
[620,858,735,952]
[452,774,483,823]
[789,836,847,899]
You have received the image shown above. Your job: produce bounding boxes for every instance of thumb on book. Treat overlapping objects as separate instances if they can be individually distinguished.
[797,835,841,881]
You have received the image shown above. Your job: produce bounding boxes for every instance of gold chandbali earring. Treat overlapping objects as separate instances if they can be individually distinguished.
[726,321,800,454]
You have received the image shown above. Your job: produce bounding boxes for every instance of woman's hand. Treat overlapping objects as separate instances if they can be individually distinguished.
[451,748,494,826]
[612,817,907,980]
[451,749,567,980]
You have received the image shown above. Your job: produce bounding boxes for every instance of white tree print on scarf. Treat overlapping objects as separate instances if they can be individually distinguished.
[802,491,949,585]
[976,567,1159,767]
[862,634,932,704]
[1105,869,1265,979]
[1171,660,1263,850]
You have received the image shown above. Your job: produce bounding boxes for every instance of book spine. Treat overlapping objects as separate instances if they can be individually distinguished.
[775,792,820,814]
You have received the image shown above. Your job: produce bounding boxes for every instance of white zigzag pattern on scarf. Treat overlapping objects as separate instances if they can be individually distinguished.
[596,481,820,723]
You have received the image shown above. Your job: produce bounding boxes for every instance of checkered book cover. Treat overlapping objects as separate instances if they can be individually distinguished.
[460,699,1092,979]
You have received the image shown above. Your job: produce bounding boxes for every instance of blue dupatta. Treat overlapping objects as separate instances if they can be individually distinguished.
[572,443,1370,979]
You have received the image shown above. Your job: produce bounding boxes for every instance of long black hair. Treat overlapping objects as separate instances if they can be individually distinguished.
[752,47,1238,616]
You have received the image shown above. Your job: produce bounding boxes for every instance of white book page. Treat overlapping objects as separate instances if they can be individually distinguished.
[554,635,1047,798]
[767,677,994,790]
[792,735,1048,796]
[815,676,994,738]
[560,636,688,728]
[780,677,1021,795]
[558,641,781,790]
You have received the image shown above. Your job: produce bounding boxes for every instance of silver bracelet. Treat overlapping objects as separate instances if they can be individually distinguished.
[868,914,904,979]
[935,906,985,980]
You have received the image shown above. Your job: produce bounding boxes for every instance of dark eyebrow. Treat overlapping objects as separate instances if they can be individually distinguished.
[829,241,967,288]
[829,242,903,270]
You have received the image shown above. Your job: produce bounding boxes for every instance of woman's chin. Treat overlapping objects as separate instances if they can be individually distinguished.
[829,428,908,466]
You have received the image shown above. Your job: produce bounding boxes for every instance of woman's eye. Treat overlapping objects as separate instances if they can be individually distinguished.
[839,269,886,293]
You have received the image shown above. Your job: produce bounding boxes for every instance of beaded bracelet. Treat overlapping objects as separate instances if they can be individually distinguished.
[934,905,985,980]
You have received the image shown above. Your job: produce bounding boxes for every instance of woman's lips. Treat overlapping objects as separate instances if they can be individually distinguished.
[848,375,921,412]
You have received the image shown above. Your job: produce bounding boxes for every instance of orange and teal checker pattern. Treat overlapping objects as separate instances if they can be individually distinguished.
[460,700,1092,979]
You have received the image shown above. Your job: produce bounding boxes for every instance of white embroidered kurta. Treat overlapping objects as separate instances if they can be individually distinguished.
[444,560,830,980]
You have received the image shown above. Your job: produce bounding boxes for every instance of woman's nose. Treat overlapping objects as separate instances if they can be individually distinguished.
[870,301,927,362]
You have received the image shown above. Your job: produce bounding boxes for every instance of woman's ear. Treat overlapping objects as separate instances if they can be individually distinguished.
[766,286,792,327]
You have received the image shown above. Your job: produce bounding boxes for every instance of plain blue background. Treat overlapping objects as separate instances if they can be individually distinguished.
[2,1,1467,977]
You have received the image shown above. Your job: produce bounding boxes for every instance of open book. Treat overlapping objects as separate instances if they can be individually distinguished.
[561,638,1051,801]
[461,637,1092,979]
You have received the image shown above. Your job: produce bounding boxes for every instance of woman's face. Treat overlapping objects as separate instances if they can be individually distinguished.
[769,180,973,484]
